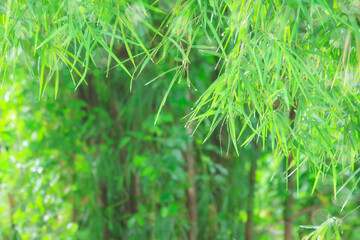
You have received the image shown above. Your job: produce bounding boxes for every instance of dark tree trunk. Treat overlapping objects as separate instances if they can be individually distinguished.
[109,92,138,236]
[284,106,296,240]
[245,143,258,240]
[77,76,112,239]
[284,151,294,240]
[100,183,110,240]
[183,149,198,240]
[183,90,198,240]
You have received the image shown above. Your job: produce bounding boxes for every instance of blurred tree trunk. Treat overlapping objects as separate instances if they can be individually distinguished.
[100,183,110,240]
[245,143,258,240]
[108,90,138,236]
[284,105,296,240]
[120,146,138,215]
[183,148,198,240]
[183,90,198,240]
[284,152,294,240]
[8,193,15,229]
[78,76,112,240]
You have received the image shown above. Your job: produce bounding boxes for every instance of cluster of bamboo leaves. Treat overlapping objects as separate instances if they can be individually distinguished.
[0,0,167,97]
[163,0,360,198]
[1,0,360,238]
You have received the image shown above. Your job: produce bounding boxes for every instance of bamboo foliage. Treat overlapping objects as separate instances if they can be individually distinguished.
[0,0,166,96]
[148,1,360,236]
[159,0,360,196]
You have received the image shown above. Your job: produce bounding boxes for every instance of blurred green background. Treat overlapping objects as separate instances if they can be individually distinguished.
[1,0,360,239]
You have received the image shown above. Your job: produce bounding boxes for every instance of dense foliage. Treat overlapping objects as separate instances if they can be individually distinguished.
[1,0,360,239]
